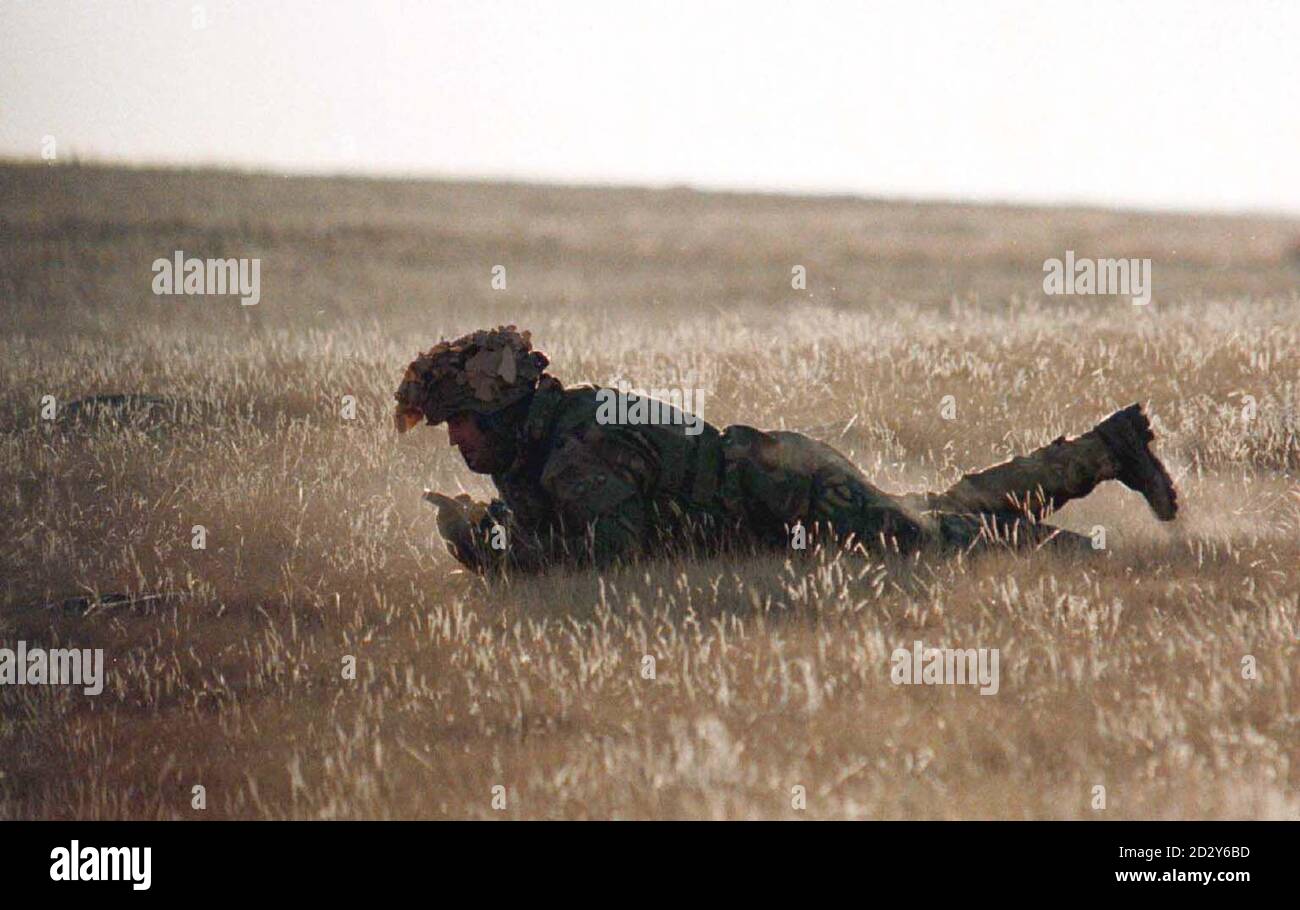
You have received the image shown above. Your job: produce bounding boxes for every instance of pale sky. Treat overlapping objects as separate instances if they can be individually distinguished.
[2,0,1297,213]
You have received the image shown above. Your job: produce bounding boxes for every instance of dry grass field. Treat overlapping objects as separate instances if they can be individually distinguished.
[1,162,1298,819]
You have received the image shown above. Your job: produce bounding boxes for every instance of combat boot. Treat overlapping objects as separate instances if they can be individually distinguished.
[1091,403,1178,521]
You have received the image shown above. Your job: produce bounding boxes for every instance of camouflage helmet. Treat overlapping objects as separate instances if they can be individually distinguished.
[394,325,549,432]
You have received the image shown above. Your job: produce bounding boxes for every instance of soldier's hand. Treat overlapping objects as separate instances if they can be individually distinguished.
[423,490,491,569]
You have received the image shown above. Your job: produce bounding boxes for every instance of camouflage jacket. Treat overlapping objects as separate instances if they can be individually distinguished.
[457,375,734,572]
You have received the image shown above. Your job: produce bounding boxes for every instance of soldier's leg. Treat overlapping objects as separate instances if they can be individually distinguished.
[926,403,1178,522]
[927,434,1117,521]
[919,508,1096,553]
[720,426,932,552]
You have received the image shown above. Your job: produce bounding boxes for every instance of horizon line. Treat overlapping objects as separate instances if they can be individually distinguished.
[4,152,1299,223]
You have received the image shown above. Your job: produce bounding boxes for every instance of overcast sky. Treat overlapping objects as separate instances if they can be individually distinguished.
[2,0,1297,213]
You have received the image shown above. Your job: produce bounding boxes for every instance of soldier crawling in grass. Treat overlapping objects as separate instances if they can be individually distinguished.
[394,326,1178,574]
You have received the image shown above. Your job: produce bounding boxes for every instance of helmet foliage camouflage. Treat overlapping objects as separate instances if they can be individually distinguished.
[394,325,549,432]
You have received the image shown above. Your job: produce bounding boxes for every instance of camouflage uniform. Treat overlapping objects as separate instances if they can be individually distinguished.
[396,327,1174,574]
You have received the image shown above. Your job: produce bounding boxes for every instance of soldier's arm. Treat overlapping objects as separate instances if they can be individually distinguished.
[444,427,646,574]
[501,432,647,572]
[429,430,653,575]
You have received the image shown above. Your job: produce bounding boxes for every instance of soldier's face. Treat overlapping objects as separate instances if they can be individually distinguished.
[446,412,513,474]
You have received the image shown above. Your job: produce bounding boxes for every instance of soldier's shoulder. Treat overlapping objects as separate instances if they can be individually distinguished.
[520,377,600,447]
[551,383,604,427]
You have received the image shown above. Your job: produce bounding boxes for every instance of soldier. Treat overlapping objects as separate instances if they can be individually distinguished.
[394,325,1178,574]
